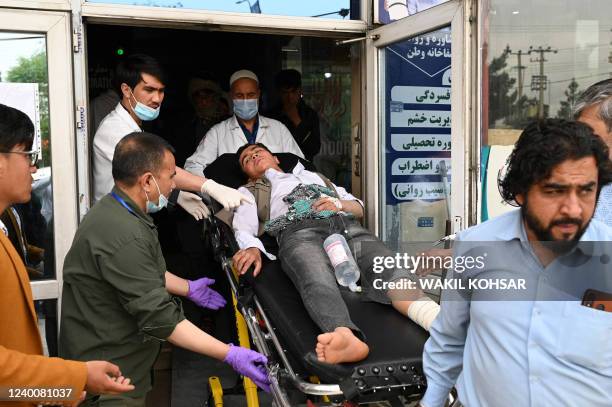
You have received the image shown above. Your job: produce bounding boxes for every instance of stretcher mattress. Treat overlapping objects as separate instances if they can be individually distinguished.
[245,260,429,383]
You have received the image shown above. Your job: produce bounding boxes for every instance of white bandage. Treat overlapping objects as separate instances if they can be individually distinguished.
[328,197,342,210]
[407,297,440,331]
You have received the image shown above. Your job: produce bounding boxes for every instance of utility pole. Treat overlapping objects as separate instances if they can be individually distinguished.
[504,45,527,100]
[529,45,557,119]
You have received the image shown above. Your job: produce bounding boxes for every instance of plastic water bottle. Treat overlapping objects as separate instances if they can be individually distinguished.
[323,233,361,292]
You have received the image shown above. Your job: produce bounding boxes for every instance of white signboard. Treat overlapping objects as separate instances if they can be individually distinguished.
[0,82,41,153]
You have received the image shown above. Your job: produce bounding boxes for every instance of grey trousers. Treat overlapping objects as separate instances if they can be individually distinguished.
[277,216,413,339]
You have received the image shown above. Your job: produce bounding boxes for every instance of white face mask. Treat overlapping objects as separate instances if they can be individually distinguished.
[129,89,161,121]
[233,98,258,120]
[143,176,168,213]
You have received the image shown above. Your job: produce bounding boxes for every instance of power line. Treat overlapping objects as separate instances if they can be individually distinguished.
[513,72,611,89]
[548,72,611,84]
[555,43,610,52]
[0,36,44,41]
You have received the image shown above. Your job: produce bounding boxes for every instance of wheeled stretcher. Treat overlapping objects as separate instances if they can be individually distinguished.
[202,153,430,406]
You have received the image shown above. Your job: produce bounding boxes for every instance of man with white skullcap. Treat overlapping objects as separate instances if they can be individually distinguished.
[185,69,304,174]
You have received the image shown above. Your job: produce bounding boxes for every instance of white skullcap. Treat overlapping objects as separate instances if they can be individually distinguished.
[229,69,259,87]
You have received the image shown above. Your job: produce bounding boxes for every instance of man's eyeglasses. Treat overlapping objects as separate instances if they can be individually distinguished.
[0,149,39,166]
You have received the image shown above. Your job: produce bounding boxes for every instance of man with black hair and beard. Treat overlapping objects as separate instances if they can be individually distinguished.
[420,119,612,407]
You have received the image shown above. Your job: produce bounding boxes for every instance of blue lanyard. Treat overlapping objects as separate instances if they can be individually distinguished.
[111,192,137,216]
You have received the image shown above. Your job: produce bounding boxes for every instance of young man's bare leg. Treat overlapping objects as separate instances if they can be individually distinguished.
[315,327,369,364]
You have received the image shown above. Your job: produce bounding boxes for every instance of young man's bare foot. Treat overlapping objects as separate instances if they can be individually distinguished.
[315,327,369,364]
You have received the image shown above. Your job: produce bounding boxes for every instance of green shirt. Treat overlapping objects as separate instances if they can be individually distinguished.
[59,187,185,398]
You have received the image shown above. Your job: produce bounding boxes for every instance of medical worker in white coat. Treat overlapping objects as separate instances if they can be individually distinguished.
[93,54,250,215]
[184,69,304,175]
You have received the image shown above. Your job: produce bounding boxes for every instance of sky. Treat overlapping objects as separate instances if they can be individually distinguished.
[0,33,46,81]
[87,0,352,18]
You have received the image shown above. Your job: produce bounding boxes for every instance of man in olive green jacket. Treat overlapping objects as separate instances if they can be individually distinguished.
[60,132,269,406]
[0,103,134,407]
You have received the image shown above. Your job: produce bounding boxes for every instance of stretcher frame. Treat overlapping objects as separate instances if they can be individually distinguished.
[204,211,429,407]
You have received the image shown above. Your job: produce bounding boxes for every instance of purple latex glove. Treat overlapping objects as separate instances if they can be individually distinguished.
[186,277,227,310]
[224,344,271,392]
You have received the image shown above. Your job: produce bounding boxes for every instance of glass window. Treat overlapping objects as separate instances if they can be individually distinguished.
[85,0,360,20]
[285,37,353,191]
[376,0,450,24]
[380,27,452,250]
[481,0,612,221]
[0,32,55,281]
[36,299,58,356]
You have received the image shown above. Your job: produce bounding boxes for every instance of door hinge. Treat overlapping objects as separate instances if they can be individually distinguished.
[73,27,82,53]
[352,123,361,177]
[76,106,86,130]
[453,216,463,233]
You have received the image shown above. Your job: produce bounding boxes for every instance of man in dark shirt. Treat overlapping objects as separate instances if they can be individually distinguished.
[172,77,226,167]
[270,69,321,162]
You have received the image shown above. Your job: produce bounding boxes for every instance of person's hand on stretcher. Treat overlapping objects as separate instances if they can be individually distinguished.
[233,247,263,277]
[313,196,365,218]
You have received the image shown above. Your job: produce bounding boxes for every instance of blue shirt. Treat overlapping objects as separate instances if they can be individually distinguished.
[595,184,612,227]
[422,209,612,407]
[238,115,259,144]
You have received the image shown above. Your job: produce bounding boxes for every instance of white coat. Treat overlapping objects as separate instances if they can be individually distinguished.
[184,114,304,176]
[92,102,141,202]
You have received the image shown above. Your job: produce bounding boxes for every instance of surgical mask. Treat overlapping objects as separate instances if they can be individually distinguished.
[233,98,258,120]
[129,89,160,121]
[144,176,168,213]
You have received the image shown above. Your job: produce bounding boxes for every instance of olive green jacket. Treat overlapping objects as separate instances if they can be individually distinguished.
[59,187,184,398]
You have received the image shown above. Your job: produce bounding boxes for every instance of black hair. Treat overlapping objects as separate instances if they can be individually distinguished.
[500,119,612,205]
[274,69,302,89]
[112,132,175,186]
[0,103,34,152]
[115,54,166,94]
[236,142,273,166]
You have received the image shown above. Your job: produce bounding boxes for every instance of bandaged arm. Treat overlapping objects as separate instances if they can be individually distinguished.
[325,179,364,218]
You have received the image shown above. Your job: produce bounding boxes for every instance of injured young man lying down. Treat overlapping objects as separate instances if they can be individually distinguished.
[231,143,439,364]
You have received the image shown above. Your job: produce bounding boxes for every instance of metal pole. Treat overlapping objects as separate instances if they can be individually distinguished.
[538,50,544,119]
[528,46,557,120]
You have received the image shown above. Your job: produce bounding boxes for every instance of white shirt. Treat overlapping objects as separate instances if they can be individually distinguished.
[232,162,361,260]
[93,102,141,202]
[90,89,120,135]
[184,115,304,175]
